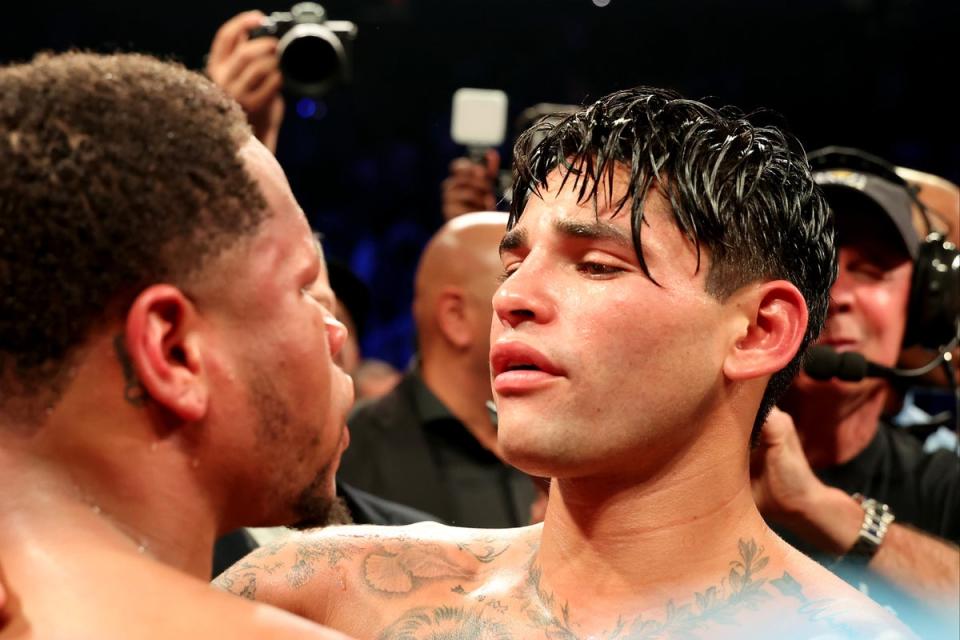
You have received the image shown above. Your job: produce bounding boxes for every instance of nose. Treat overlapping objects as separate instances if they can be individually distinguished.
[492,262,554,329]
[827,265,854,317]
[323,314,349,357]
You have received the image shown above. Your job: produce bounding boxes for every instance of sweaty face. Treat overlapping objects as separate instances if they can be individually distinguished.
[793,206,912,395]
[210,140,353,528]
[490,170,731,479]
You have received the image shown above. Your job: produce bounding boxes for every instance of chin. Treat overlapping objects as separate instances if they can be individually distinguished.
[499,431,580,479]
[286,462,339,528]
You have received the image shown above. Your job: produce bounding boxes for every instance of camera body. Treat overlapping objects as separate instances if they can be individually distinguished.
[250,3,357,97]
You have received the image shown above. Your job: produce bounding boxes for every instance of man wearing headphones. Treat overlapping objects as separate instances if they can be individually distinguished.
[752,148,959,634]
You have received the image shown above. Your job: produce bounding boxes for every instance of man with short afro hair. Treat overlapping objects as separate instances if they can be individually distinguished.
[0,52,353,639]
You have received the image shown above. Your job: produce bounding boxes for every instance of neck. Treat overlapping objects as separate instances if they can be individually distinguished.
[421,351,499,455]
[780,382,886,467]
[0,442,217,579]
[535,443,776,612]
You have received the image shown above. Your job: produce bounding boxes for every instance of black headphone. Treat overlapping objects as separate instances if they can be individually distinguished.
[808,146,960,351]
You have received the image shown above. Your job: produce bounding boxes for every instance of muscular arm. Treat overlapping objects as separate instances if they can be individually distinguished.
[213,535,338,621]
[873,521,960,603]
[213,524,518,637]
[752,409,960,606]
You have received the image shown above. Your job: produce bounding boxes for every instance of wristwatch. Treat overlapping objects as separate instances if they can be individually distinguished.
[848,493,896,560]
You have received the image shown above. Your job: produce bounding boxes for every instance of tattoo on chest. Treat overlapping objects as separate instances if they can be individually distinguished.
[377,539,848,640]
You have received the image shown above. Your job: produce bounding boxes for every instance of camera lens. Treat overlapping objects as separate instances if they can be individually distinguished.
[278,23,345,96]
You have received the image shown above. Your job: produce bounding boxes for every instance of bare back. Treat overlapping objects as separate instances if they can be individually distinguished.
[215,522,912,639]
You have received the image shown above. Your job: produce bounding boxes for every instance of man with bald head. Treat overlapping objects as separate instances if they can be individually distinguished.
[337,212,539,527]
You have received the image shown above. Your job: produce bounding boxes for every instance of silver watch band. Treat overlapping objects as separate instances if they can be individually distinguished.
[848,493,896,559]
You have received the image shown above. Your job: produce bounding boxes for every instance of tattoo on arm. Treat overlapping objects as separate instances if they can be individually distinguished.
[212,540,289,600]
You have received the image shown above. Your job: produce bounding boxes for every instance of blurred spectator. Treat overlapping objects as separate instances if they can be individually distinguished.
[440,104,578,222]
[441,149,499,221]
[893,167,959,394]
[338,212,538,527]
[752,148,959,636]
[353,359,402,400]
[896,166,960,246]
[325,258,401,400]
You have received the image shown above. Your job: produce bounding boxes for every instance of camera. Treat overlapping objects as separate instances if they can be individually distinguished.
[249,3,357,97]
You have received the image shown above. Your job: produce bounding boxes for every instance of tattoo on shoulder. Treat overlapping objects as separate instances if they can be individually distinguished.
[216,532,513,601]
[363,537,509,595]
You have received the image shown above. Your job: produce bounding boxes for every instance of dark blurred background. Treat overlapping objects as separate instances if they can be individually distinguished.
[6,0,958,367]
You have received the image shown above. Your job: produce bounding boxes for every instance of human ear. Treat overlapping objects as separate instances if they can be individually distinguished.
[723,280,808,381]
[436,286,473,349]
[123,284,208,422]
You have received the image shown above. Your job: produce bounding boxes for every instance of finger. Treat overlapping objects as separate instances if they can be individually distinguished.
[485,148,501,178]
[209,11,266,66]
[448,156,488,177]
[245,72,284,115]
[442,174,493,193]
[236,55,281,95]
[219,37,279,87]
[759,407,792,440]
[443,184,493,206]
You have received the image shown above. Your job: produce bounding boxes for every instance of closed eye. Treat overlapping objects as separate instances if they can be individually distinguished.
[498,266,519,283]
[576,262,623,277]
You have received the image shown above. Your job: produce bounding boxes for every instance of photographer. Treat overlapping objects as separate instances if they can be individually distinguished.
[206,11,285,152]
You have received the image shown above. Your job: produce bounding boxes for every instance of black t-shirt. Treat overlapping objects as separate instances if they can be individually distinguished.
[815,420,959,542]
[340,369,536,528]
[776,421,959,638]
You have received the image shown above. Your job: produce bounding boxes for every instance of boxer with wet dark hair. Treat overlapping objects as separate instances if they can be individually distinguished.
[216,87,911,638]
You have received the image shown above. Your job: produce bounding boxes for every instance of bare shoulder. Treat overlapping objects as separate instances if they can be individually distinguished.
[0,547,349,640]
[214,522,539,632]
[770,541,916,638]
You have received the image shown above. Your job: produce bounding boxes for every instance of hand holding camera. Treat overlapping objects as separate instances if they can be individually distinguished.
[206,4,357,153]
[206,11,285,152]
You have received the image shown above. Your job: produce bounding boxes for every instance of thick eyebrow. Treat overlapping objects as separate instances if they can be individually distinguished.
[553,218,634,251]
[499,218,635,258]
[499,226,528,257]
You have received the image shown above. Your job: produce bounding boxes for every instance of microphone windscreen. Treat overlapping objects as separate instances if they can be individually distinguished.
[804,345,840,380]
[836,352,869,382]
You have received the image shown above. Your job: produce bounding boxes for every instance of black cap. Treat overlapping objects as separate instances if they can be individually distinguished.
[808,146,920,260]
